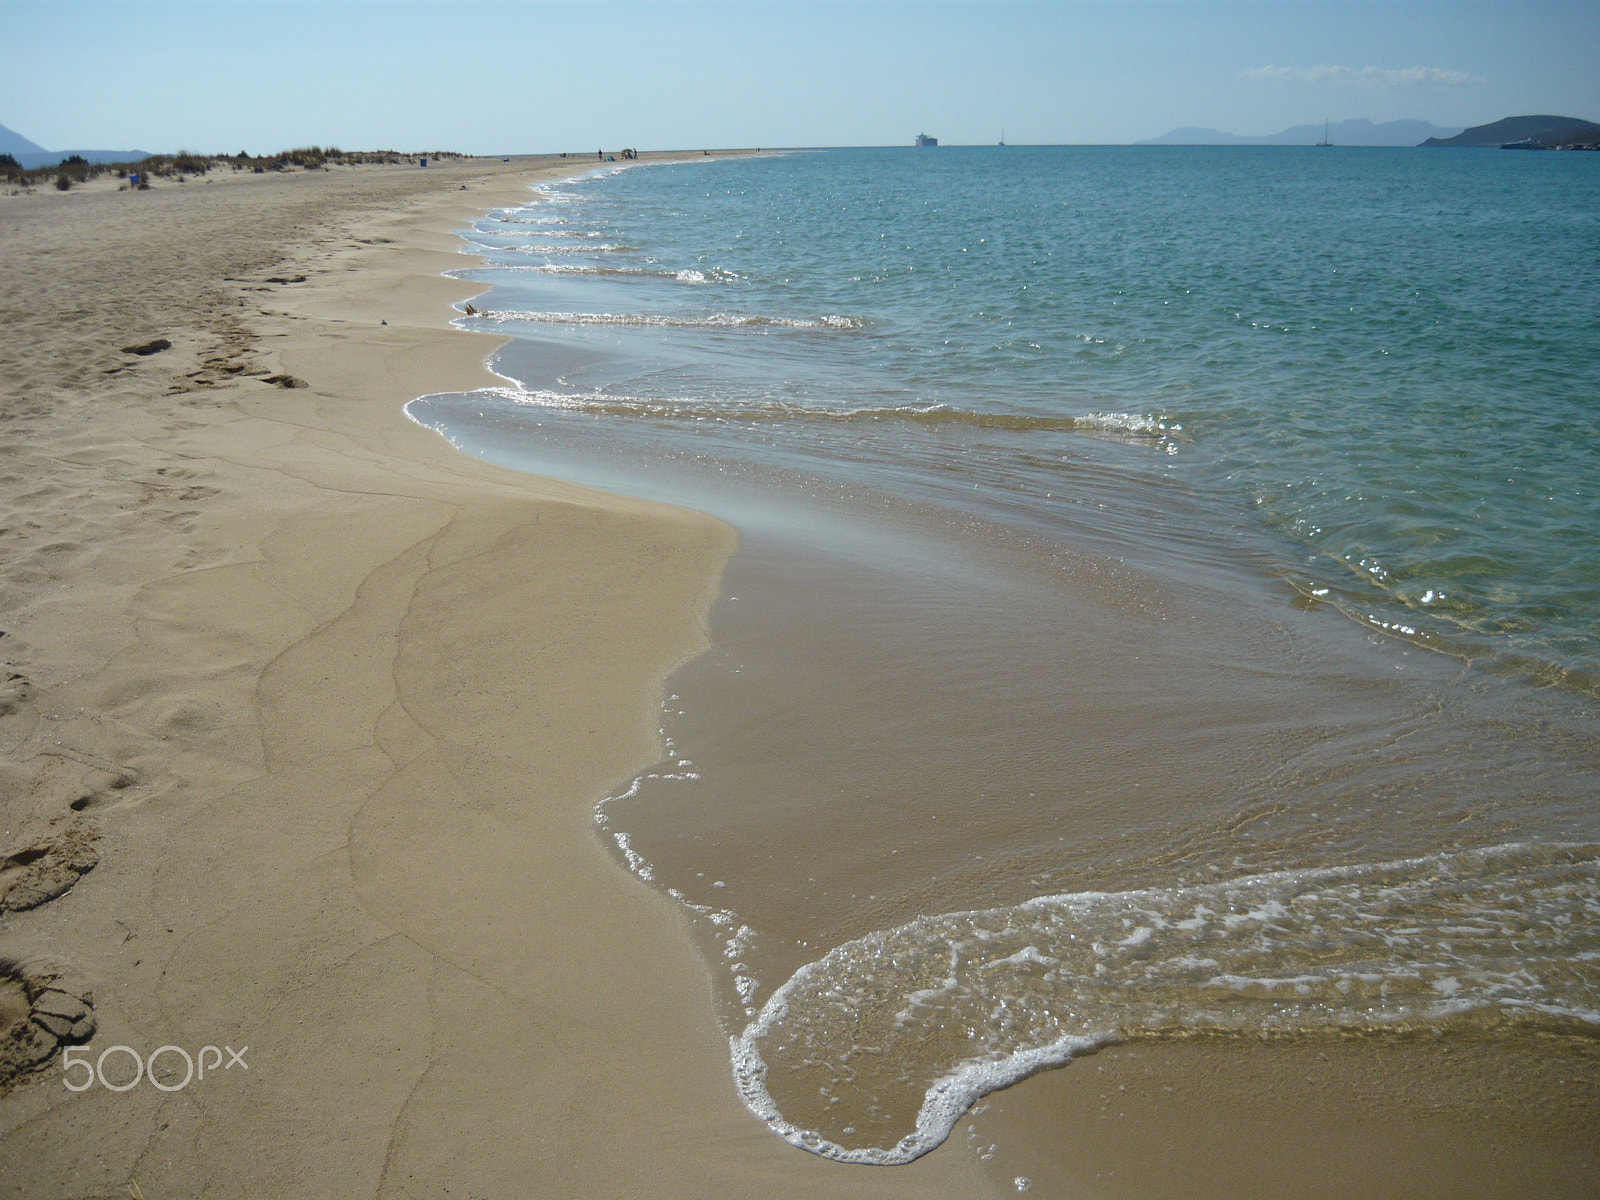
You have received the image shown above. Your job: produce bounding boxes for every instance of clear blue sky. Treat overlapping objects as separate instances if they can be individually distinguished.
[4,1,1596,153]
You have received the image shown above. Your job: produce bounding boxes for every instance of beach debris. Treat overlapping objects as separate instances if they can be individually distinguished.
[463,302,480,316]
[0,957,96,1092]
[260,374,305,389]
[121,337,172,356]
[264,275,307,284]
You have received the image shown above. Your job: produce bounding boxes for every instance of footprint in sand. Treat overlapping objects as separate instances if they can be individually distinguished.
[0,670,28,717]
[0,958,96,1093]
[0,815,99,912]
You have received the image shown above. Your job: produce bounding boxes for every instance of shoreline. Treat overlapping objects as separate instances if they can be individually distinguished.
[6,148,1594,1199]
[0,157,994,1196]
[422,152,1600,1194]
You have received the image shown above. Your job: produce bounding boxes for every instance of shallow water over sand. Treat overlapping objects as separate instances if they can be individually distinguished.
[604,513,1599,1161]
[409,147,1600,1166]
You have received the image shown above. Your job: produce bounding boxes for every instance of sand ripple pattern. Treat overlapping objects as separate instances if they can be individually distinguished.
[733,842,1600,1164]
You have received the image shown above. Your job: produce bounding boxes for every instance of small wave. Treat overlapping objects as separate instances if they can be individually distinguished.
[505,264,740,284]
[479,383,1174,438]
[527,185,582,204]
[480,228,617,241]
[733,842,1600,1164]
[525,264,663,278]
[472,309,864,331]
[677,266,743,283]
[1076,410,1175,435]
[837,405,1177,436]
[498,242,638,255]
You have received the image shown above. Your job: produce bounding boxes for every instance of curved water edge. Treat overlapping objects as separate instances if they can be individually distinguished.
[452,149,1600,696]
[423,151,1600,1169]
[728,842,1600,1164]
[432,381,1178,441]
[469,307,867,331]
[408,375,1593,695]
[448,263,745,283]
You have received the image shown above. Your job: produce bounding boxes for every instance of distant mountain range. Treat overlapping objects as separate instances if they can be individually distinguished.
[1420,115,1600,148]
[1141,118,1462,147]
[1,121,149,169]
[0,122,46,157]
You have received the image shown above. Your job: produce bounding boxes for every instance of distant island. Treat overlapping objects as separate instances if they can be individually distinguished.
[0,121,149,170]
[1420,115,1600,149]
[1141,119,1461,147]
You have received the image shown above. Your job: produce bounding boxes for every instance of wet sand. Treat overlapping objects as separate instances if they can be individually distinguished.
[423,350,1600,1189]
[0,156,994,1198]
[2,150,1594,1200]
[966,1034,1600,1199]
[591,479,1600,1184]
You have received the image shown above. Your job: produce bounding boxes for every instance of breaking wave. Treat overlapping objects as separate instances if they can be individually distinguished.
[472,384,1177,440]
[468,308,864,331]
[732,842,1600,1164]
[467,241,638,254]
[481,264,741,283]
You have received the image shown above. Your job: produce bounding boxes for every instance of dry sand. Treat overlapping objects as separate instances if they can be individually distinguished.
[0,157,995,1198]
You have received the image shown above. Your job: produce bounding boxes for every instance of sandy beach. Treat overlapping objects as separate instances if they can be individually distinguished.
[0,156,995,1198]
[3,152,1597,1200]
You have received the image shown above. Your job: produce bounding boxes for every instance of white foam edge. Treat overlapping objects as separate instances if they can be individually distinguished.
[730,999,1111,1165]
[726,839,1600,1163]
[463,308,860,330]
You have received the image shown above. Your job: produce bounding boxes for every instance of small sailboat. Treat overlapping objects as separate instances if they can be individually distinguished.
[998,129,1006,146]
[1316,119,1333,147]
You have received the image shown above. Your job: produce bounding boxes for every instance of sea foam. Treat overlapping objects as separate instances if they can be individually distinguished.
[731,842,1600,1162]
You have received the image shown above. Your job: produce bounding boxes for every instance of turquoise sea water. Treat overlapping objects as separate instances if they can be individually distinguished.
[408,147,1600,1163]
[439,146,1600,692]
